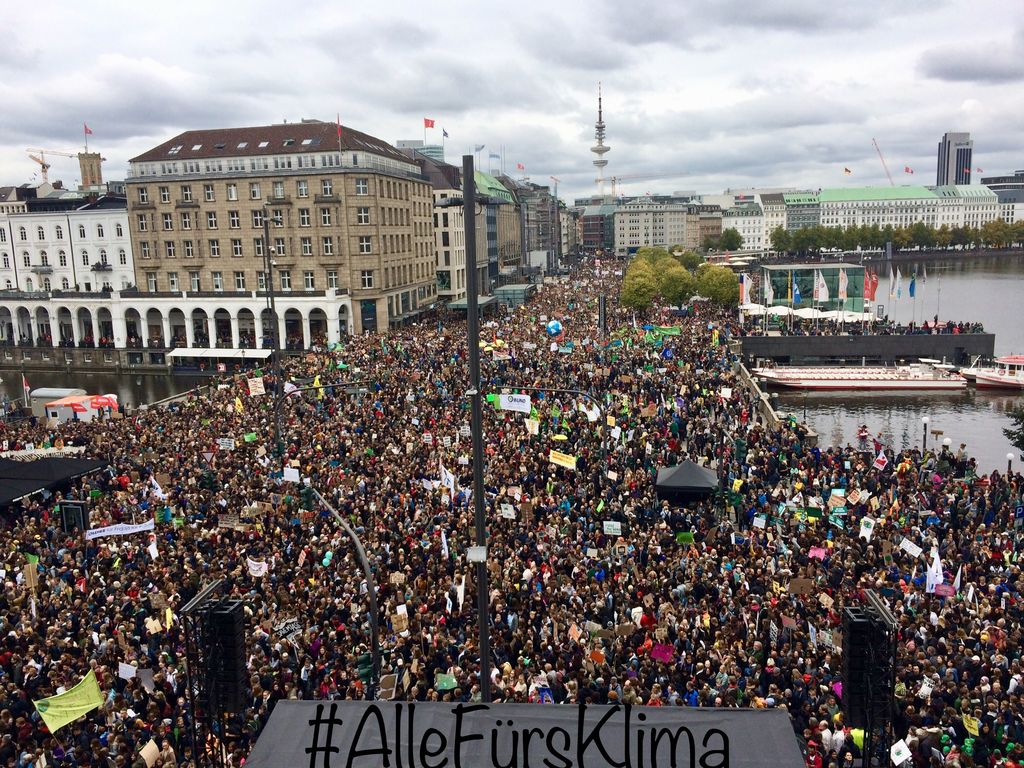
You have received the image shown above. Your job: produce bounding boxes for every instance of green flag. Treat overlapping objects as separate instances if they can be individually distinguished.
[244,432,258,443]
[435,673,458,691]
[90,489,101,499]
[25,552,39,565]
[33,670,104,733]
[676,531,695,544]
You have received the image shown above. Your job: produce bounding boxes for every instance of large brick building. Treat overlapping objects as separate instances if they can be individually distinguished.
[125,120,436,340]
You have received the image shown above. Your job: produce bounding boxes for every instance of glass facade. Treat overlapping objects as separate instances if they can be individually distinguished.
[762,264,866,312]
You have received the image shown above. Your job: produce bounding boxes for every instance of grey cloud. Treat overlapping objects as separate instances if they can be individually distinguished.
[919,27,1024,83]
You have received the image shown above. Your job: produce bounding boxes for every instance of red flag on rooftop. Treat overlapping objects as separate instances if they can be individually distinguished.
[904,166,913,174]
[336,114,342,139]
[83,123,93,135]
[423,117,435,128]
[516,162,525,171]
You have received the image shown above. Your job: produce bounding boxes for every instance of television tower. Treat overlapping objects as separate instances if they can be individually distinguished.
[591,83,610,196]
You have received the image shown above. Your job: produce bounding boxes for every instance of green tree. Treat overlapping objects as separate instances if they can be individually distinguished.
[935,224,952,249]
[675,250,704,270]
[770,227,791,253]
[791,227,819,254]
[950,226,971,248]
[1004,405,1024,454]
[658,264,697,306]
[696,264,740,306]
[981,219,1012,248]
[1013,220,1024,247]
[719,228,743,251]
[620,261,658,310]
[909,222,935,249]
[893,226,911,251]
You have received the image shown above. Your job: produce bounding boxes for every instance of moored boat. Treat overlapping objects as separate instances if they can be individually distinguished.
[754,363,968,391]
[973,355,1024,390]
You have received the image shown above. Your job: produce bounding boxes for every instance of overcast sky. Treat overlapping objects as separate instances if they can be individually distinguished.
[1,0,1021,203]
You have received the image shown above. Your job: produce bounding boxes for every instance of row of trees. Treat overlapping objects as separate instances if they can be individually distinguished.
[768,219,1024,255]
[620,247,740,310]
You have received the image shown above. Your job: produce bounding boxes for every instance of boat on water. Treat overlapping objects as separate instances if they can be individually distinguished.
[973,355,1024,390]
[754,362,968,391]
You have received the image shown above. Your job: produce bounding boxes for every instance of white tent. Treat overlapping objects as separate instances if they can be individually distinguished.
[794,307,825,319]
[767,306,793,316]
[739,303,767,316]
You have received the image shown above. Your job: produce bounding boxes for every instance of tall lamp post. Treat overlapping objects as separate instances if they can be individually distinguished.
[261,206,284,455]
[1009,453,1016,476]
[921,415,930,452]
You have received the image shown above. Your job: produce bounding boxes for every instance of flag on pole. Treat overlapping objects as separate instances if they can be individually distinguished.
[921,264,927,283]
[336,114,342,139]
[843,167,852,175]
[739,273,751,304]
[814,270,829,302]
[864,269,879,301]
[838,268,849,300]
[474,144,485,152]
[423,118,435,128]
[953,565,962,592]
[763,275,774,305]
[903,165,913,174]
[33,670,104,733]
[23,374,30,404]
[888,267,896,299]
[909,272,916,298]
[976,168,983,173]
[489,152,500,160]
[516,162,525,171]
[442,128,449,138]
[925,548,944,593]
[872,450,888,472]
[792,276,801,305]
[84,123,93,135]
[963,167,972,174]
[895,267,903,299]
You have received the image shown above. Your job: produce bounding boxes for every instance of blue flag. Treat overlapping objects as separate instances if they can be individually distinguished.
[908,274,916,298]
[793,278,801,305]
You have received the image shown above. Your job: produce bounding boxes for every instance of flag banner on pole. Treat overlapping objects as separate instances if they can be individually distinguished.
[792,277,801,305]
[909,273,916,298]
[336,114,342,139]
[33,670,104,733]
[903,166,913,174]
[814,270,829,302]
[896,267,903,299]
[838,268,849,300]
[888,267,896,299]
[474,144,485,152]
[84,123,93,135]
[516,162,525,171]
[442,129,449,138]
[763,275,774,304]
[843,167,852,175]
[423,118,435,128]
[872,450,888,471]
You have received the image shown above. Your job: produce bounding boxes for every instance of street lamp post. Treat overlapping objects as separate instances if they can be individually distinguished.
[921,415,930,452]
[262,206,284,456]
[1009,453,1015,476]
[462,154,492,703]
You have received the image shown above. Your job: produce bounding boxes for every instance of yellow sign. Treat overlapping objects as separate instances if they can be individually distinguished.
[549,450,577,470]
[606,415,616,427]
[33,670,104,733]
[962,714,979,737]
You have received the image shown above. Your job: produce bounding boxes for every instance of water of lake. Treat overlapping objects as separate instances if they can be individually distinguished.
[778,253,1024,473]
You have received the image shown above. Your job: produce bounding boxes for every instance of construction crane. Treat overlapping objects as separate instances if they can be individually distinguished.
[871,138,895,187]
[26,148,78,184]
[606,171,690,196]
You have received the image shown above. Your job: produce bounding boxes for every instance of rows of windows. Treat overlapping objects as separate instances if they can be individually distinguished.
[140,269,344,292]
[0,248,128,270]
[136,178,374,206]
[135,233,380,260]
[4,222,125,242]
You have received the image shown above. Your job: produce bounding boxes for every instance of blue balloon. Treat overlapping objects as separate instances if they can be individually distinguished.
[545,319,563,337]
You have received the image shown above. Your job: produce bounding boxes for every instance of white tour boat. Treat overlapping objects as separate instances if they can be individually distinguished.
[754,362,968,391]
[973,355,1024,390]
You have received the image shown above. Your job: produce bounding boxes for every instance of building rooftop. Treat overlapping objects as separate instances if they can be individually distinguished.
[474,170,514,203]
[763,263,865,271]
[818,186,937,203]
[783,192,819,205]
[933,184,998,199]
[130,121,412,166]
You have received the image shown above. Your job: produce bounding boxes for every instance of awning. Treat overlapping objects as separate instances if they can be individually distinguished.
[44,395,93,411]
[447,295,499,310]
[166,348,273,360]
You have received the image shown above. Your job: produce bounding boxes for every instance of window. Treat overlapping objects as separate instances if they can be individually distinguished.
[40,251,49,266]
[96,224,104,238]
[137,214,149,232]
[168,272,179,291]
[273,181,285,198]
[204,184,215,202]
[257,271,267,291]
[24,278,32,292]
[249,182,261,200]
[357,206,370,224]
[58,250,67,267]
[304,271,315,290]
[78,225,86,239]
[212,271,223,291]
[184,240,194,258]
[140,242,151,259]
[99,249,107,264]
[252,210,264,228]
[359,236,372,254]
[229,210,240,229]
[320,208,332,226]
[327,270,338,289]
[138,187,150,204]
[254,238,264,257]
[297,180,309,197]
[180,185,193,202]
[206,212,217,229]
[159,186,170,203]
[189,271,200,291]
[322,236,334,256]
[299,208,310,226]
[301,237,313,256]
[274,237,285,255]
[61,278,69,290]
[209,239,221,257]
[272,209,283,227]
[321,179,333,196]
[37,226,45,240]
[115,223,123,237]
[18,227,27,241]
[146,272,157,291]
[43,278,51,291]
[1,254,7,269]
[279,270,291,290]
[355,178,368,195]
[231,238,243,257]
[180,212,192,230]
[234,271,246,290]
[162,213,173,231]
[81,249,90,266]
[165,241,176,258]
[23,253,30,267]
[360,270,375,288]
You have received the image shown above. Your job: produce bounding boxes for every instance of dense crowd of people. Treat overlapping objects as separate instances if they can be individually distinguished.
[1,263,1022,768]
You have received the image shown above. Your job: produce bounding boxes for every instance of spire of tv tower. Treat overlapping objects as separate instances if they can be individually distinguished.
[591,83,610,196]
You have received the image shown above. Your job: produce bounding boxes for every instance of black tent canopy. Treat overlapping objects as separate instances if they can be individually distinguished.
[655,460,720,504]
[0,456,106,506]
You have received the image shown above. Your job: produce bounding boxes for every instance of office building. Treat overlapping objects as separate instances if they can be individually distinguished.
[937,132,973,186]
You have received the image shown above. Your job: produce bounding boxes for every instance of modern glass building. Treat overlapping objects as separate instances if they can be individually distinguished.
[761,263,866,312]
